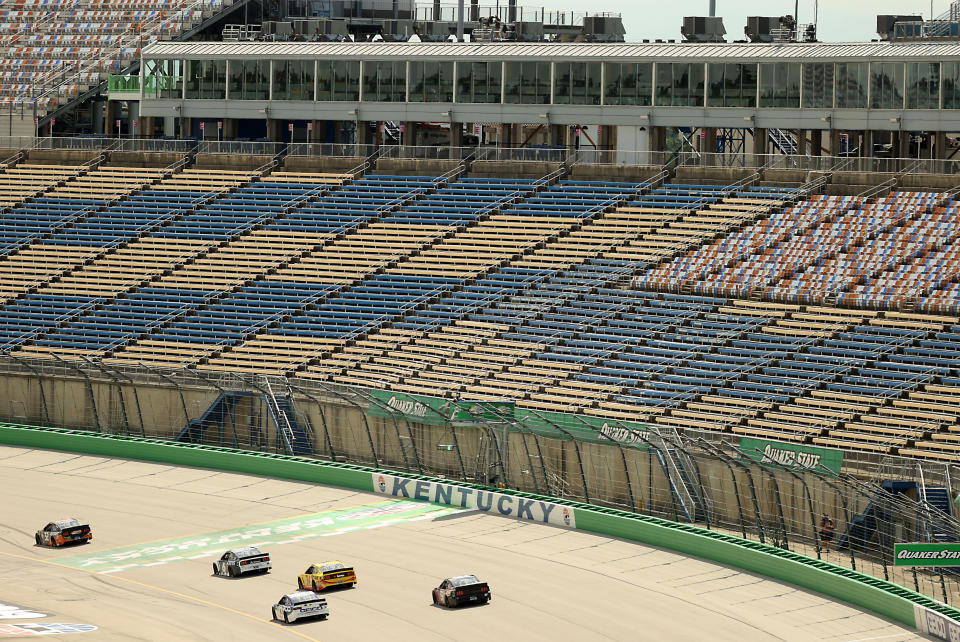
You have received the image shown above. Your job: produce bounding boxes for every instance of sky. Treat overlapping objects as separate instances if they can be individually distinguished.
[552,0,946,43]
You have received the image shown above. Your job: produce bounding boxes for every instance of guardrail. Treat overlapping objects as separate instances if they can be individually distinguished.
[0,422,957,634]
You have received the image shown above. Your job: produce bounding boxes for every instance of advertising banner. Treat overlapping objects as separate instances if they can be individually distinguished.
[368,389,449,426]
[739,437,843,475]
[915,603,960,640]
[450,400,515,423]
[894,543,960,567]
[515,409,650,448]
[372,472,576,528]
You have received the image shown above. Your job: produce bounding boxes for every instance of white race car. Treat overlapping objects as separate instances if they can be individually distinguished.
[272,591,329,624]
[212,547,271,577]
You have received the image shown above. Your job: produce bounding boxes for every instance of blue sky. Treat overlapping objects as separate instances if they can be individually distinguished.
[560,0,942,42]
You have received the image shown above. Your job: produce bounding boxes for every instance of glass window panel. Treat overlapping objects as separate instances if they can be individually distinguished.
[802,63,834,108]
[870,62,904,109]
[295,61,315,101]
[707,63,724,106]
[504,61,522,104]
[454,61,497,103]
[330,61,359,101]
[603,62,622,105]
[906,62,939,109]
[759,62,800,108]
[274,60,313,101]
[437,61,453,102]
[836,62,868,108]
[585,62,601,105]
[943,62,960,109]
[571,63,587,104]
[536,62,550,104]
[146,59,182,99]
[273,60,288,100]
[409,61,450,102]
[317,61,332,101]
[707,63,754,107]
[554,62,571,104]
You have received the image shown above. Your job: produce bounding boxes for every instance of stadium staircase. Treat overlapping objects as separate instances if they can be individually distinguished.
[177,388,312,455]
[837,480,907,554]
[176,390,249,444]
[650,437,706,524]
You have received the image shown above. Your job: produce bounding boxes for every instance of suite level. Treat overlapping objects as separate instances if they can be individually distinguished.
[141,58,958,111]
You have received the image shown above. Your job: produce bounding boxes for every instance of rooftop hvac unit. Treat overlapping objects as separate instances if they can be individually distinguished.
[293,18,348,40]
[261,21,294,36]
[513,21,544,42]
[581,15,626,42]
[877,14,924,40]
[681,16,726,42]
[380,19,414,41]
[744,16,784,42]
[415,20,453,41]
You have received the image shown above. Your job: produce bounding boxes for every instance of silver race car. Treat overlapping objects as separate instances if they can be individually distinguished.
[272,591,329,624]
[212,546,272,577]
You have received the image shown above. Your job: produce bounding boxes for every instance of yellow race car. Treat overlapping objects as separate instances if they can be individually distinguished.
[297,560,357,592]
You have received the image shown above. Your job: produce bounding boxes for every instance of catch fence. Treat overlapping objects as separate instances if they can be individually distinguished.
[0,355,956,604]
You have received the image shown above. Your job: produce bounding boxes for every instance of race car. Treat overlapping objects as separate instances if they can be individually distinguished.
[431,575,491,608]
[35,519,92,547]
[212,547,272,577]
[272,591,329,624]
[297,560,357,591]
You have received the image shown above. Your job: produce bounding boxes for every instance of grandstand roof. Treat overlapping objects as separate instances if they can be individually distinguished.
[143,39,960,62]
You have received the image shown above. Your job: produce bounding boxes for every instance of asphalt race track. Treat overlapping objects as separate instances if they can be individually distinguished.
[0,445,928,641]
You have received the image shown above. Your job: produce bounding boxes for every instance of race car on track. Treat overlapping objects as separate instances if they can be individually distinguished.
[297,560,357,591]
[272,591,329,624]
[212,547,272,577]
[35,519,92,547]
[431,575,491,607]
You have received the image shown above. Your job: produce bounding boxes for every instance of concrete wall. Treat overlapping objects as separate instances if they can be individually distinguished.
[374,158,460,177]
[26,149,100,165]
[899,173,960,191]
[831,171,896,187]
[194,153,273,171]
[470,160,559,179]
[674,166,756,185]
[282,155,364,173]
[107,151,187,168]
[569,163,662,183]
[762,169,808,185]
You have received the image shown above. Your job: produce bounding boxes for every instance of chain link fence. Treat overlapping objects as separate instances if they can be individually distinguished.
[0,355,957,604]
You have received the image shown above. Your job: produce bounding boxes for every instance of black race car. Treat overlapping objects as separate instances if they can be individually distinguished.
[431,575,491,607]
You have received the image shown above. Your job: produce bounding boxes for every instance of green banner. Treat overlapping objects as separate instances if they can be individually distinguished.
[739,437,843,476]
[367,389,647,447]
[894,543,960,567]
[514,409,650,448]
[450,400,515,423]
[368,389,450,426]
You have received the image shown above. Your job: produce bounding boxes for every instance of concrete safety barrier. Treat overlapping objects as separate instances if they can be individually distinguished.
[1,422,957,630]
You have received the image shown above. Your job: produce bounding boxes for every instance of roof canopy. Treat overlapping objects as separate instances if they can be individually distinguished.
[142,40,960,63]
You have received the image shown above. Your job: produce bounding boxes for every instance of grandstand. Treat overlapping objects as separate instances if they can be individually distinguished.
[0,146,956,468]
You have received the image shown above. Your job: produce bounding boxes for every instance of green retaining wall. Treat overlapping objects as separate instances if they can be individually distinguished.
[1,422,957,630]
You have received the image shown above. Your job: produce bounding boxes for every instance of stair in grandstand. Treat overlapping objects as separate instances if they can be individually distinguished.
[838,480,915,553]
[177,391,251,444]
[919,486,958,542]
[177,389,312,456]
[647,430,705,523]
[267,393,313,456]
[768,128,798,156]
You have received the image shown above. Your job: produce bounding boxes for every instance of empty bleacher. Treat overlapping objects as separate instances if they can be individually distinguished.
[0,161,958,461]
